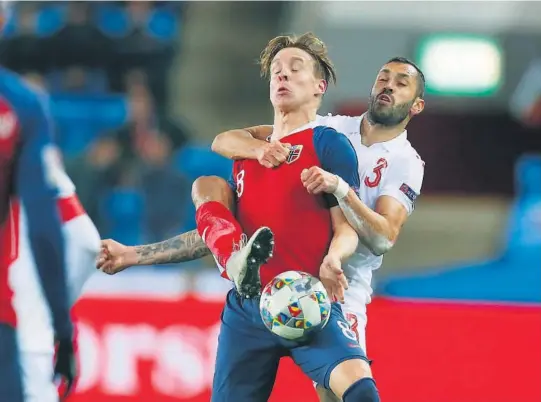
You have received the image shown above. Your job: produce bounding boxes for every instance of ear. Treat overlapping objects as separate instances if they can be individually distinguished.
[317,79,327,96]
[410,98,425,117]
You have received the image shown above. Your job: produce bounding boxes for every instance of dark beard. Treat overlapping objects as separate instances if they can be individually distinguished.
[367,94,413,127]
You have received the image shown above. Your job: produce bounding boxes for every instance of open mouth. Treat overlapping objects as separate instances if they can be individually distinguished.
[378,94,392,104]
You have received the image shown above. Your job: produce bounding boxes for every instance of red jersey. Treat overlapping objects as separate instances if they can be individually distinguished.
[229,123,360,287]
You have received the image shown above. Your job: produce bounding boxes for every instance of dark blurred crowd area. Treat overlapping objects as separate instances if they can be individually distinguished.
[0,1,196,246]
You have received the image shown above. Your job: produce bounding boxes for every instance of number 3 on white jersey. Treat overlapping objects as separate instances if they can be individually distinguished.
[236,170,245,197]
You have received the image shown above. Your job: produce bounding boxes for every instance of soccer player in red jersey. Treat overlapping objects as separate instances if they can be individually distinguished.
[100,33,379,402]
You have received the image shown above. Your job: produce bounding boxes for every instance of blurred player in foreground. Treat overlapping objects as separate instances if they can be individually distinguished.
[1,6,100,401]
[0,66,73,400]
[99,55,426,401]
[10,142,101,402]
[100,33,380,402]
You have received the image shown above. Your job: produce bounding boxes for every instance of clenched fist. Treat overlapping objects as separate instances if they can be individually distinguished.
[96,239,137,275]
[301,166,339,195]
[256,141,291,168]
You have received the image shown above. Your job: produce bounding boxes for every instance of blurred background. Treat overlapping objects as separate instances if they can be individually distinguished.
[2,1,540,402]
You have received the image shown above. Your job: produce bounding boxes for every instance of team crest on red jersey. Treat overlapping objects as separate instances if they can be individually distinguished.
[286,145,303,164]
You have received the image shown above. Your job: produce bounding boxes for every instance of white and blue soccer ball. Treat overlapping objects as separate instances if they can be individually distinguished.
[259,271,331,340]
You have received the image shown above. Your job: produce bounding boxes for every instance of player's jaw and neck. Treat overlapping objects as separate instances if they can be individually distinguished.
[272,103,318,140]
[360,114,408,147]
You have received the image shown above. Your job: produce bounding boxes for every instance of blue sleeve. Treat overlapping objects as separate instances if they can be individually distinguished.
[227,171,236,192]
[228,161,242,195]
[313,126,360,208]
[15,93,72,340]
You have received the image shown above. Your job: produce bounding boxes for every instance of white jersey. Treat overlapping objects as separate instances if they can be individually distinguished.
[316,113,425,309]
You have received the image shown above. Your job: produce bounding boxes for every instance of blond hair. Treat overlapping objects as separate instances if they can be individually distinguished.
[259,32,337,86]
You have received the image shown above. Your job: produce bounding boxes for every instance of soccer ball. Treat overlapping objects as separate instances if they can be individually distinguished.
[259,271,331,340]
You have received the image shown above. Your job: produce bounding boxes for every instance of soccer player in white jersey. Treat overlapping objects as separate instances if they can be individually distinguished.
[10,147,101,402]
[98,57,425,401]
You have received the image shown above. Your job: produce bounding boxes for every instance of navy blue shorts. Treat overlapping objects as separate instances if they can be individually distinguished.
[0,323,24,402]
[211,289,367,402]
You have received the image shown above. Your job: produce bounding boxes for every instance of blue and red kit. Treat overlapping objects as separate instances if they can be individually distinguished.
[207,123,369,401]
[229,123,361,287]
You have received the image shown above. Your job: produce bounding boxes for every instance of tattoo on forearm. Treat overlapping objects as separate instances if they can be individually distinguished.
[135,230,211,265]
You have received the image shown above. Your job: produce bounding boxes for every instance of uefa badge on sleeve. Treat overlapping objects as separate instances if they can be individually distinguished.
[400,183,418,204]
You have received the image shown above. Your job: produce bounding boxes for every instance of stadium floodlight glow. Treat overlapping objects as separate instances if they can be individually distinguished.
[417,34,503,97]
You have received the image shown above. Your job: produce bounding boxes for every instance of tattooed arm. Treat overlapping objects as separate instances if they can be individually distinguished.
[98,230,211,275]
[134,230,210,265]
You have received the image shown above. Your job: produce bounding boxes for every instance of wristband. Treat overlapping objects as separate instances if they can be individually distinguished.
[333,176,350,200]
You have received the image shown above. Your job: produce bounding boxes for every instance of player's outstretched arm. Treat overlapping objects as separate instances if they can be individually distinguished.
[312,127,361,302]
[212,125,290,168]
[320,207,359,303]
[98,229,211,275]
[328,207,359,260]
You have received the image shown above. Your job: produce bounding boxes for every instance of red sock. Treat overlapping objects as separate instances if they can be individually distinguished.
[196,201,243,272]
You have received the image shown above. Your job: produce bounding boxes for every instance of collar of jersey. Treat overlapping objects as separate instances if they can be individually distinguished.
[268,120,318,141]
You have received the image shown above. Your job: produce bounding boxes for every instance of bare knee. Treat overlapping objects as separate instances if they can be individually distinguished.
[329,358,372,399]
[192,176,235,209]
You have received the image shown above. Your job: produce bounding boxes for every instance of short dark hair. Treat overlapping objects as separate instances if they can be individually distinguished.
[386,57,425,99]
[259,32,337,86]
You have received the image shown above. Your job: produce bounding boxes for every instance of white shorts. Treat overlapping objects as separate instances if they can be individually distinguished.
[340,297,368,353]
[10,213,100,399]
